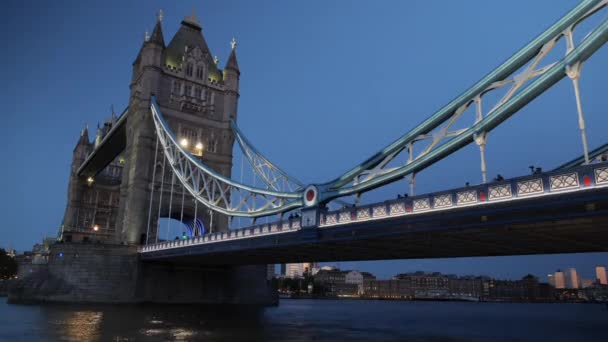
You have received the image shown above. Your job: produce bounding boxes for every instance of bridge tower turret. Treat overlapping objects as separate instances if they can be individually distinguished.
[223,38,240,123]
[60,125,91,240]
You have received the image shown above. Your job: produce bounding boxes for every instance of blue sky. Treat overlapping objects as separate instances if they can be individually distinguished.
[1,0,606,280]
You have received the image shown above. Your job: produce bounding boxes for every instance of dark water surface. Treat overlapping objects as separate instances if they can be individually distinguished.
[1,297,607,341]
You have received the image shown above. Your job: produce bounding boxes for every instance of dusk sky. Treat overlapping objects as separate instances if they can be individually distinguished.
[1,0,606,280]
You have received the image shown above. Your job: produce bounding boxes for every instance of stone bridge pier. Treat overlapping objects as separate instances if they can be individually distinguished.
[9,243,276,305]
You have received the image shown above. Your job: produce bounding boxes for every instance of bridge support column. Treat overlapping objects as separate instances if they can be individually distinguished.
[116,101,158,245]
[138,263,277,305]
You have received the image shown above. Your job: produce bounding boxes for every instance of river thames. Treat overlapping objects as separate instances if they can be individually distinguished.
[1,298,607,341]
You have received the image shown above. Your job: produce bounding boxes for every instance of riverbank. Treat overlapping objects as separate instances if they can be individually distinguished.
[280,294,603,304]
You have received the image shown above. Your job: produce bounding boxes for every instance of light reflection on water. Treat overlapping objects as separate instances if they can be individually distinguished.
[1,298,608,341]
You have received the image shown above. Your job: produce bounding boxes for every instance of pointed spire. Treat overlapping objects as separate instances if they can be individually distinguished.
[110,105,117,124]
[81,123,88,137]
[225,39,240,73]
[95,123,102,148]
[230,37,237,50]
[144,30,150,42]
[77,123,90,146]
[148,12,165,47]
[213,56,219,65]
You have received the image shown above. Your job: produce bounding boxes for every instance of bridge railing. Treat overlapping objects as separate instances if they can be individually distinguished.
[140,162,608,253]
[141,217,302,253]
[319,163,608,228]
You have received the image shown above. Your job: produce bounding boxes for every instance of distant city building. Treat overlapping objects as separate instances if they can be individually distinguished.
[310,263,320,275]
[363,272,485,300]
[285,263,313,278]
[15,237,56,279]
[581,279,594,288]
[280,264,286,276]
[553,270,566,289]
[596,265,607,285]
[547,274,555,287]
[394,272,450,298]
[314,268,372,297]
[487,275,553,301]
[565,268,581,289]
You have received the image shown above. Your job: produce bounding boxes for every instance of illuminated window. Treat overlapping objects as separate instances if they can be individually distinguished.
[181,127,198,144]
[186,63,193,77]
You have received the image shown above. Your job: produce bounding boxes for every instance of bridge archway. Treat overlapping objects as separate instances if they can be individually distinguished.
[157,216,205,242]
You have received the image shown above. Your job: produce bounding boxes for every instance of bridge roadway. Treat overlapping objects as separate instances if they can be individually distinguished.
[140,163,608,264]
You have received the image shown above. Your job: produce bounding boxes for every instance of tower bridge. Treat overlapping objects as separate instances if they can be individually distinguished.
[12,0,608,305]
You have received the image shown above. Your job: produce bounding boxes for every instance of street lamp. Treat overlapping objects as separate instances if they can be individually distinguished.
[180,138,189,148]
[93,225,99,231]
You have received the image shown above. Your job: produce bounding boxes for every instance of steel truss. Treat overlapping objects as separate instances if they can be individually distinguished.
[150,0,608,218]
[151,98,302,218]
[321,0,608,202]
[231,120,304,193]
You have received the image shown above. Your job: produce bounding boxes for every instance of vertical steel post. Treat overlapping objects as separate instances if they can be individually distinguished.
[179,184,185,225]
[210,210,214,233]
[566,62,590,164]
[407,143,415,196]
[166,172,175,239]
[193,199,198,237]
[155,153,166,243]
[564,28,591,164]
[145,136,160,244]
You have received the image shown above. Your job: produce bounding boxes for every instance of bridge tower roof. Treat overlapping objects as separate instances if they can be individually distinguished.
[148,15,165,47]
[164,10,221,80]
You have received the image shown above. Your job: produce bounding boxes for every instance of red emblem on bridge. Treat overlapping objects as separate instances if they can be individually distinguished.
[303,185,318,207]
[583,175,591,186]
[306,189,315,202]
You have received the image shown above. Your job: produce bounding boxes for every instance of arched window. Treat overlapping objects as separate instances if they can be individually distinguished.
[186,63,193,77]
[196,66,204,80]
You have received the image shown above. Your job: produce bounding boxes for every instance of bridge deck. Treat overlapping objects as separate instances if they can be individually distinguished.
[140,163,608,264]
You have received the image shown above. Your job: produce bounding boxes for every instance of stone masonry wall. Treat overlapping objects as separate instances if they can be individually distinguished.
[9,243,276,305]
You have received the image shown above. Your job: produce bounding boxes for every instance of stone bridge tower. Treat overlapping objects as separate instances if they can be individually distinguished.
[31,10,274,306]
[118,12,240,244]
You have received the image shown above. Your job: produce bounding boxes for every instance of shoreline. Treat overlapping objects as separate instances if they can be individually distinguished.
[279,295,601,304]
